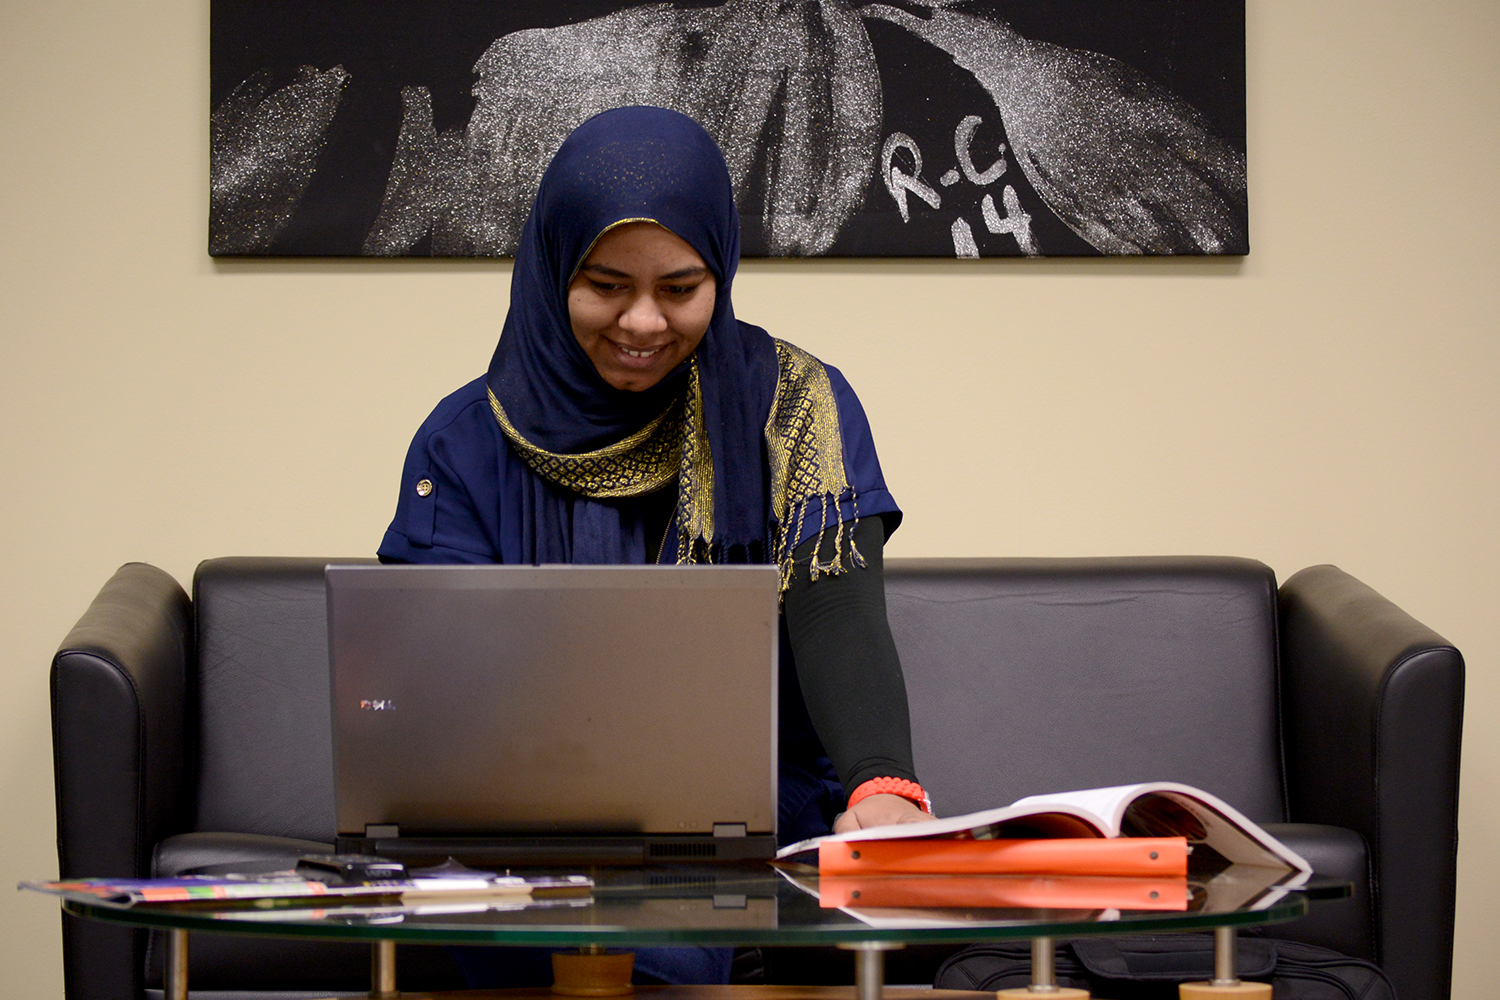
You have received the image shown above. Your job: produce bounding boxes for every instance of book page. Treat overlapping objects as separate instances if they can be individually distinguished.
[1129,787,1310,880]
[1008,783,1158,834]
[774,802,1107,859]
[1015,782,1310,879]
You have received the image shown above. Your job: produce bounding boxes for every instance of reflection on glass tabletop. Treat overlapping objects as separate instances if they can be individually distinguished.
[59,861,1323,947]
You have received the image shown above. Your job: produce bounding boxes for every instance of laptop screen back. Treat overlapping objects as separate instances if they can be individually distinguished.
[326,564,779,840]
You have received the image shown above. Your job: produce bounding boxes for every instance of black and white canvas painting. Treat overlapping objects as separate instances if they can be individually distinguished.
[211,1,1247,258]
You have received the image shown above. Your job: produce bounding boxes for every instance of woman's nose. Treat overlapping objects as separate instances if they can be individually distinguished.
[619,293,668,335]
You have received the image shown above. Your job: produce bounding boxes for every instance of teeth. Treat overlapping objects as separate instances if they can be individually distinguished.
[622,346,662,358]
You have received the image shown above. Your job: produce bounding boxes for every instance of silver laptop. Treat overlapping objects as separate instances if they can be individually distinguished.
[326,563,780,865]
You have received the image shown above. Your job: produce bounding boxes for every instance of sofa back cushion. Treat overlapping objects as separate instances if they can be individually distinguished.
[885,557,1286,823]
[190,555,1285,840]
[192,557,375,842]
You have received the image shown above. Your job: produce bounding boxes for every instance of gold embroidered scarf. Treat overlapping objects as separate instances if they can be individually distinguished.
[491,340,861,588]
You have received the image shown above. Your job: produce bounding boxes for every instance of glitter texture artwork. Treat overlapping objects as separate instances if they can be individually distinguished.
[211,1,1247,258]
[210,65,349,254]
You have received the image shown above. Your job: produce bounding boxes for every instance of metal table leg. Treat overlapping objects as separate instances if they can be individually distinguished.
[372,939,398,998]
[1178,927,1271,999]
[838,940,903,1000]
[164,929,189,1000]
[1032,936,1057,991]
[995,937,1089,999]
[1214,925,1239,985]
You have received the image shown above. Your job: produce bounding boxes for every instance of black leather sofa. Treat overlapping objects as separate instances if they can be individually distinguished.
[51,556,1463,1000]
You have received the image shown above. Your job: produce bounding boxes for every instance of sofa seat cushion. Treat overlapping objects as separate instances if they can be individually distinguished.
[1254,823,1373,961]
[152,831,332,878]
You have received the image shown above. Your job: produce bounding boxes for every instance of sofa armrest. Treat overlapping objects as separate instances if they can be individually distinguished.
[1278,565,1463,1000]
[52,563,191,1000]
[52,562,193,877]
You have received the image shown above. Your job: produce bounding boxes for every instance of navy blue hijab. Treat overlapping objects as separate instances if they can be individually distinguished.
[487,107,779,564]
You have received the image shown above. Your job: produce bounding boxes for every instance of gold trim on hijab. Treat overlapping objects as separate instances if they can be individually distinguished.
[489,384,682,498]
[493,341,861,590]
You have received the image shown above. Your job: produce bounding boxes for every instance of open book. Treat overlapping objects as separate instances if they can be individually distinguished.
[777,781,1310,886]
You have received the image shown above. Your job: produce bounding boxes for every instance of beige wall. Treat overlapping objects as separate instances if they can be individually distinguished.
[3,0,1496,994]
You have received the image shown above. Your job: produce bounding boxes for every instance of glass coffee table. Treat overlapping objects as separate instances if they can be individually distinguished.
[57,863,1335,1000]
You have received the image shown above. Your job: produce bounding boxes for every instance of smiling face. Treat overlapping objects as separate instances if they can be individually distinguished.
[566,221,717,392]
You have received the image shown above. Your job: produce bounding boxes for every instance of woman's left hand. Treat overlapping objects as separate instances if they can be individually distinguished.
[832,792,932,834]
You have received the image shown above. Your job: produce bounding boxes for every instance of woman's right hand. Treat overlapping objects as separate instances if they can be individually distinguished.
[832,793,931,834]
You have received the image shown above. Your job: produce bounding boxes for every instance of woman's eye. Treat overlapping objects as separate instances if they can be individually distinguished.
[588,280,625,293]
[663,284,697,296]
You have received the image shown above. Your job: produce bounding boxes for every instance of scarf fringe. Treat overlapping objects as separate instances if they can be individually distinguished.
[671,488,866,598]
[771,489,866,594]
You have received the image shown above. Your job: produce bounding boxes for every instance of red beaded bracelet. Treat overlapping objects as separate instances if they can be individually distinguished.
[847,777,933,815]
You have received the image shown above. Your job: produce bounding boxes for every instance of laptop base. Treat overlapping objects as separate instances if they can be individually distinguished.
[336,834,778,868]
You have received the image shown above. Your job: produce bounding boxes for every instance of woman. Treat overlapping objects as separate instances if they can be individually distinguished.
[379,106,929,984]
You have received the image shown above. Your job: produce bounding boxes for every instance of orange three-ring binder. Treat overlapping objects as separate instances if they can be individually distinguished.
[817,836,1189,877]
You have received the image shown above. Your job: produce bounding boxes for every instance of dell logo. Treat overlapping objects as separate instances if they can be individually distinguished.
[359,699,395,711]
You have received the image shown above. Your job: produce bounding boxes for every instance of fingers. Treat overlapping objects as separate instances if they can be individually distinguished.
[832,810,860,834]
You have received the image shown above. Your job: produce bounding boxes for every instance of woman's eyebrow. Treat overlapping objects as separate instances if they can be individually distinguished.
[581,263,709,280]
